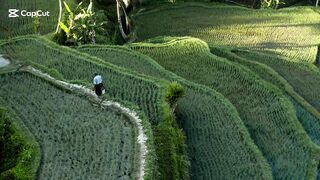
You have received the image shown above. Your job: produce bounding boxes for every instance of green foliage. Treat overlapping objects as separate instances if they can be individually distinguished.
[133,110,158,180]
[130,37,320,179]
[134,3,320,63]
[33,16,40,35]
[0,36,167,124]
[29,61,65,81]
[77,44,170,77]
[59,22,71,37]
[233,50,320,111]
[154,112,190,180]
[0,0,120,45]
[53,30,68,45]
[0,36,194,180]
[0,108,20,174]
[78,42,273,179]
[0,108,39,179]
[58,0,107,45]
[0,0,76,39]
[165,81,185,109]
[0,36,180,179]
[261,0,280,8]
[0,72,139,179]
[210,46,320,146]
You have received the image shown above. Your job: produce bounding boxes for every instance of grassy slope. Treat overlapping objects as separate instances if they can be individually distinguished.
[0,36,188,179]
[133,2,320,63]
[234,49,320,111]
[0,36,166,124]
[211,46,320,146]
[130,37,320,179]
[77,44,273,179]
[0,107,40,179]
[0,72,138,179]
[0,0,76,38]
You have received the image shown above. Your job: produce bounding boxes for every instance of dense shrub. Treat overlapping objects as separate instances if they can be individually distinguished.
[0,108,39,179]
[154,114,190,180]
[165,81,185,111]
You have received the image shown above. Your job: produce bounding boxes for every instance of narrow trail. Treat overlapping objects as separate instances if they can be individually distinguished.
[21,66,147,180]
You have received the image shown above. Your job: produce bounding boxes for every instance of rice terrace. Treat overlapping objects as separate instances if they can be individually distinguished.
[1,0,320,179]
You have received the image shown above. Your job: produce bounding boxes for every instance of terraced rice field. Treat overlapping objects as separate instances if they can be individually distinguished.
[0,36,166,124]
[0,36,186,179]
[77,45,274,179]
[129,37,320,179]
[0,72,137,179]
[210,46,320,146]
[233,50,320,111]
[134,3,320,63]
[0,0,74,38]
[2,0,320,179]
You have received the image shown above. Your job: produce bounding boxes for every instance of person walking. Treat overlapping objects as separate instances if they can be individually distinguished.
[93,73,104,97]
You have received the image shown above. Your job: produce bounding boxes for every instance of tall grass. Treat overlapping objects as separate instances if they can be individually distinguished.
[0,107,40,179]
[130,36,320,179]
[233,49,320,111]
[78,43,274,179]
[0,36,189,179]
[211,46,320,147]
[0,72,138,179]
[133,3,320,63]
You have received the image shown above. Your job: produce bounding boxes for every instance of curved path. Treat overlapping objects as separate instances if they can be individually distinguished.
[22,66,148,180]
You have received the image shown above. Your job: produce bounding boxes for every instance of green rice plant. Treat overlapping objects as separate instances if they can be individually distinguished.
[33,16,40,35]
[133,3,320,63]
[0,36,188,179]
[129,36,320,179]
[263,46,319,64]
[77,44,170,78]
[77,43,273,179]
[232,49,320,112]
[210,46,320,146]
[0,107,40,179]
[0,72,139,179]
[165,81,185,110]
[0,36,164,124]
[0,0,76,38]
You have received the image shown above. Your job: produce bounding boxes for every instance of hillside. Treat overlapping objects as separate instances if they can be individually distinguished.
[133,3,320,63]
[210,46,320,145]
[0,36,190,179]
[1,0,320,179]
[0,70,141,179]
[77,44,273,179]
[129,37,320,179]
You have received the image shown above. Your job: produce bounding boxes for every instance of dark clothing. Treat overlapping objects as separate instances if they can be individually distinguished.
[94,83,103,96]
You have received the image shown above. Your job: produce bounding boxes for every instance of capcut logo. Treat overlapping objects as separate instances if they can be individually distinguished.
[8,9,50,18]
[8,9,19,18]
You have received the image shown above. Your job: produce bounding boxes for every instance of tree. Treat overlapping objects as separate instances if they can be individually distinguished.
[58,0,106,45]
[56,0,63,33]
[116,0,130,40]
[261,0,280,8]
